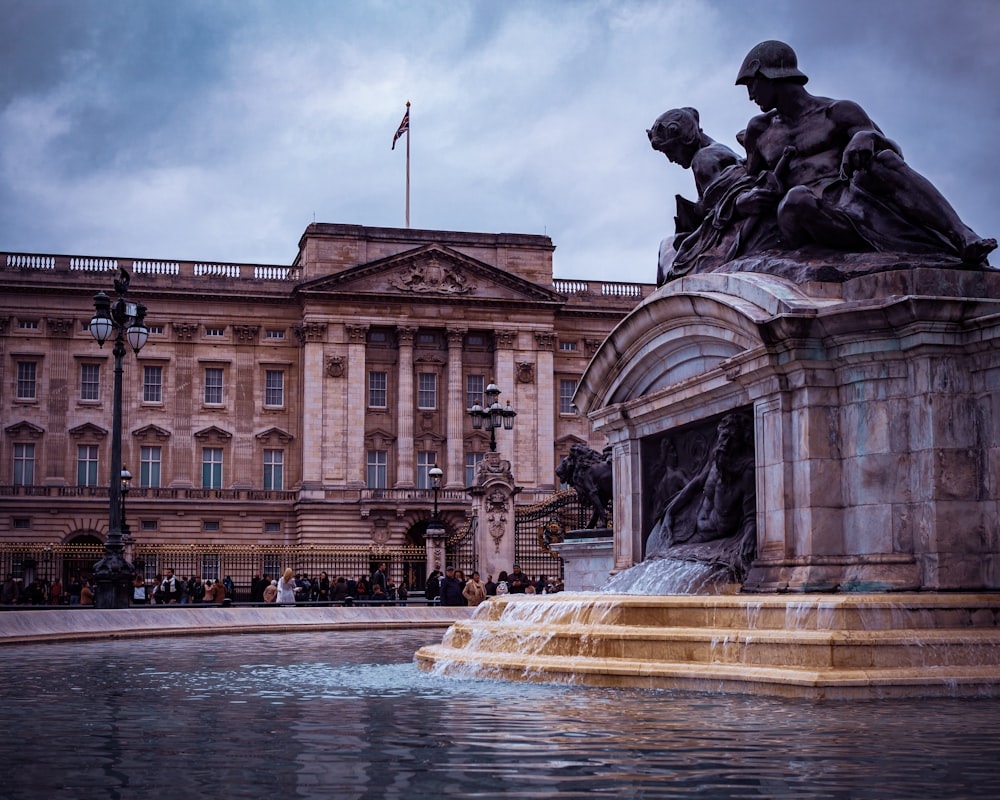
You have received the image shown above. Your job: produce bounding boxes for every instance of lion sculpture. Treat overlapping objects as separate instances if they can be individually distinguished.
[556,444,613,529]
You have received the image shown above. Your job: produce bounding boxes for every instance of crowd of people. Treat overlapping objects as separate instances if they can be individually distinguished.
[425,563,564,607]
[1,561,565,608]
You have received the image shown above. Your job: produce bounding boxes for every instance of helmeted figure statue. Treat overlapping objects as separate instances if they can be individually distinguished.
[735,40,995,265]
[651,41,995,283]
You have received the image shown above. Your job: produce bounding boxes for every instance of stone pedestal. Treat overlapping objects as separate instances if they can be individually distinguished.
[468,452,517,580]
[550,530,614,591]
[577,267,1000,593]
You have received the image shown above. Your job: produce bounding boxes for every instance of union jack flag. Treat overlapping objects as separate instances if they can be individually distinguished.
[391,107,409,150]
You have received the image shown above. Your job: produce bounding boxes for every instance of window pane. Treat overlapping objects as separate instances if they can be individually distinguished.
[417,451,438,489]
[202,448,223,488]
[77,445,99,486]
[140,446,161,488]
[80,363,100,401]
[368,371,387,408]
[466,374,484,408]
[265,370,284,407]
[465,452,485,487]
[417,373,436,409]
[264,449,283,490]
[205,368,223,404]
[16,362,36,400]
[366,450,387,489]
[559,379,577,414]
[143,366,163,403]
[13,444,34,485]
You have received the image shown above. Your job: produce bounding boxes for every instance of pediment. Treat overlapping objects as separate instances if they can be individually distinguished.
[296,244,564,303]
[193,425,233,442]
[255,426,294,444]
[132,424,171,441]
[69,422,108,439]
[4,420,44,439]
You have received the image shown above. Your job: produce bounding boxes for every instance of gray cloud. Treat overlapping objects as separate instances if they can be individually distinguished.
[1,0,997,283]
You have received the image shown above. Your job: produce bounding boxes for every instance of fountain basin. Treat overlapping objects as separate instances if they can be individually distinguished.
[415,593,1000,699]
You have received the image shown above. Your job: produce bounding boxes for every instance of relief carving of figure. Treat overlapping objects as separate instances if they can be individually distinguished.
[645,413,755,577]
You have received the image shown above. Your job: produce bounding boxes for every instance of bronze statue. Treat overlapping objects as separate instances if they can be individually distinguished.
[735,40,995,265]
[647,108,780,283]
[556,444,613,529]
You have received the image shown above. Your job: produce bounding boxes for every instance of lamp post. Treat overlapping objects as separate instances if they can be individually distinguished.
[423,464,446,586]
[89,268,148,609]
[468,380,516,452]
[120,467,132,539]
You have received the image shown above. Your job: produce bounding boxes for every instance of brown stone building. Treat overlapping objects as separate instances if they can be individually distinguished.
[1,224,651,584]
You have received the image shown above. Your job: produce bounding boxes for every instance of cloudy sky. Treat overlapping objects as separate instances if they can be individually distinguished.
[1,0,998,284]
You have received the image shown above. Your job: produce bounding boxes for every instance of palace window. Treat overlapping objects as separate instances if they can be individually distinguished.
[143,366,163,403]
[16,361,37,400]
[369,371,387,408]
[264,370,284,407]
[13,444,34,485]
[202,447,223,488]
[417,372,437,409]
[466,374,484,408]
[263,449,284,490]
[140,446,161,488]
[204,368,224,405]
[465,452,485,487]
[559,379,578,415]
[366,450,387,489]
[80,363,101,401]
[77,445,99,486]
[417,451,438,489]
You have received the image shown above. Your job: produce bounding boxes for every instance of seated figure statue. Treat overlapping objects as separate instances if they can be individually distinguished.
[647,107,780,284]
[734,40,996,265]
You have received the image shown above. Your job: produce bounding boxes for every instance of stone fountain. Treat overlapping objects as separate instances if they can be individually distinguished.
[417,41,1000,697]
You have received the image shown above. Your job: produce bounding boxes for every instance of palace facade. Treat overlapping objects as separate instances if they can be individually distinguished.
[1,223,652,568]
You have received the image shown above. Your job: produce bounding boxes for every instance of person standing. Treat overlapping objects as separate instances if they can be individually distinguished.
[372,562,388,595]
[277,568,297,604]
[1,574,20,605]
[507,564,530,594]
[131,575,147,605]
[462,571,487,607]
[263,579,278,603]
[484,574,497,597]
[439,567,465,607]
[80,579,95,605]
[159,569,182,604]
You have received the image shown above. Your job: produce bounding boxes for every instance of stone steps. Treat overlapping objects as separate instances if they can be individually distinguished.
[414,593,1000,698]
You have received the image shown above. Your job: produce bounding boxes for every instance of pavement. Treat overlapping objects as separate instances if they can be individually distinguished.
[0,604,474,645]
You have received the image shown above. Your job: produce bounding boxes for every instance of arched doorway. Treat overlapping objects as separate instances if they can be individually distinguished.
[64,532,103,586]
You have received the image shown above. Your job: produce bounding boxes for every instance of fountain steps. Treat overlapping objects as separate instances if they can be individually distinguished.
[415,593,1000,698]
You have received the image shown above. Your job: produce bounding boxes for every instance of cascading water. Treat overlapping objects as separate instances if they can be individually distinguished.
[600,556,734,594]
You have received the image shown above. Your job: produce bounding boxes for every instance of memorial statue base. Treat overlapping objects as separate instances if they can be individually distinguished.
[550,530,614,592]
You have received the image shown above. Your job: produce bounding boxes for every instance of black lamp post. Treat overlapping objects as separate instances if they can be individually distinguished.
[428,463,443,521]
[120,467,132,540]
[89,268,148,609]
[468,380,516,452]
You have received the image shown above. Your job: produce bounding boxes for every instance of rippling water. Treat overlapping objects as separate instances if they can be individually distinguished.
[2,629,999,799]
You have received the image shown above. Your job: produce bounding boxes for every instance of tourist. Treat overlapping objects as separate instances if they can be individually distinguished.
[131,575,147,605]
[203,579,217,603]
[317,571,331,602]
[462,571,487,607]
[439,567,465,607]
[251,572,266,603]
[1,574,20,605]
[424,570,441,603]
[507,564,531,594]
[371,583,388,604]
[396,581,408,605]
[159,569,182,604]
[67,574,82,605]
[356,576,370,601]
[223,575,234,599]
[484,574,497,596]
[263,579,278,603]
[332,576,349,603]
[277,568,297,604]
[372,562,388,595]
[188,576,205,603]
[80,579,94,605]
[49,577,63,605]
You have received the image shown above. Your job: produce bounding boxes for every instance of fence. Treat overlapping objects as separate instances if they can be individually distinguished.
[0,543,428,602]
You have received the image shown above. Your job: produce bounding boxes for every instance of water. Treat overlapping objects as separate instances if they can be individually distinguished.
[2,629,1000,799]
[601,557,732,594]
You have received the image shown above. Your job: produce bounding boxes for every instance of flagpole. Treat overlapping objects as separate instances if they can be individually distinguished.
[405,100,411,228]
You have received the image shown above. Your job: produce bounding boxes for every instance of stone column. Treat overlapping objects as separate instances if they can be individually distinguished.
[493,330,517,461]
[45,317,74,484]
[232,324,260,489]
[395,326,416,487]
[345,325,368,488]
[469,451,516,581]
[170,322,198,487]
[534,332,557,490]
[445,328,467,488]
[610,435,641,571]
[297,322,327,493]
